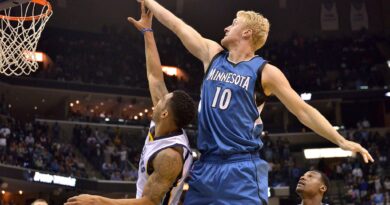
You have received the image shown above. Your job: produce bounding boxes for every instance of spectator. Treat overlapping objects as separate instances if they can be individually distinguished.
[384,177,390,192]
[371,190,385,205]
[352,165,363,179]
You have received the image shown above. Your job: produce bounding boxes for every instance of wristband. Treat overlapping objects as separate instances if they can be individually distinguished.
[140,28,153,34]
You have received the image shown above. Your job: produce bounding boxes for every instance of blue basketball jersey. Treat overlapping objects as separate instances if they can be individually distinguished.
[198,51,267,156]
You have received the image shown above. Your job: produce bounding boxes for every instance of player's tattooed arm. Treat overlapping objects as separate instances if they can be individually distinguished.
[64,148,183,205]
[141,148,183,204]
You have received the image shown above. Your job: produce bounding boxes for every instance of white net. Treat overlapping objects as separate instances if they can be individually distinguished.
[0,0,52,76]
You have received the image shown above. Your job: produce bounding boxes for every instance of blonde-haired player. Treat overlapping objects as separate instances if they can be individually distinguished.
[235,10,269,50]
[148,1,373,204]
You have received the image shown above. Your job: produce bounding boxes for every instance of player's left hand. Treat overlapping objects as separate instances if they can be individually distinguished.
[127,0,153,31]
[339,140,374,163]
[64,194,100,205]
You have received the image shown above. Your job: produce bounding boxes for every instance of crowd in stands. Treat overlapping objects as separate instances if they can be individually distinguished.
[262,33,387,92]
[72,122,198,181]
[72,124,141,181]
[338,127,390,204]
[0,115,88,178]
[260,133,296,187]
[33,28,388,94]
[35,28,199,93]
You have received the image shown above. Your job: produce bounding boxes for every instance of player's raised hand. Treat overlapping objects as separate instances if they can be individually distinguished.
[339,139,374,163]
[127,0,153,31]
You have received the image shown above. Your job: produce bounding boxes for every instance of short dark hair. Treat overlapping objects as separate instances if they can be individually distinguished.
[31,199,48,205]
[169,90,196,128]
[312,170,330,196]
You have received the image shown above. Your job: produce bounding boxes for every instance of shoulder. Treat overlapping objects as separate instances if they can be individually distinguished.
[212,50,228,61]
[154,148,182,162]
[149,121,156,128]
[205,50,228,71]
[261,64,287,95]
[206,40,224,60]
[262,64,283,78]
[153,148,183,177]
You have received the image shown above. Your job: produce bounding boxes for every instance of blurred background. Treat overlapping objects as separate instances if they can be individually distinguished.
[0,0,389,204]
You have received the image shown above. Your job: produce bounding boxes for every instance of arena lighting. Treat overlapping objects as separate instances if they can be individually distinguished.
[144,109,148,113]
[268,187,271,197]
[300,93,312,101]
[75,100,80,104]
[18,190,23,195]
[1,190,4,195]
[183,183,189,191]
[333,125,345,130]
[162,66,178,76]
[34,106,38,110]
[152,107,155,111]
[139,112,143,117]
[192,151,198,158]
[386,92,390,97]
[387,60,390,68]
[69,103,74,107]
[8,104,11,108]
[105,118,110,122]
[304,148,353,159]
[23,51,44,62]
[134,116,139,120]
[33,172,76,187]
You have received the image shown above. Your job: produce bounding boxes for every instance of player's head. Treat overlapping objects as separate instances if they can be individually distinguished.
[296,170,329,200]
[221,10,270,52]
[31,199,48,205]
[152,90,196,129]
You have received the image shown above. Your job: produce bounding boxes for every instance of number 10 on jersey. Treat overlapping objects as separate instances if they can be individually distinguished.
[212,87,232,110]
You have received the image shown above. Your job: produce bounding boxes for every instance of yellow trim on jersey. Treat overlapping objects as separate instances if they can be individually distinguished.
[148,132,154,142]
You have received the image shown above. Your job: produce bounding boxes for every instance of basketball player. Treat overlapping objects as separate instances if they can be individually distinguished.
[296,170,330,205]
[141,0,374,204]
[65,2,195,205]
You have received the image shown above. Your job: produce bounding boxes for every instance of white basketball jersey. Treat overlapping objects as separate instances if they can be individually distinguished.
[136,121,193,205]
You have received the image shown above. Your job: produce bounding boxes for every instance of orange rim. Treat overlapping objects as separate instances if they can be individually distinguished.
[0,0,52,21]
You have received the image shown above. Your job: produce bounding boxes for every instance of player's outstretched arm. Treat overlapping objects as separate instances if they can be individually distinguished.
[142,0,223,70]
[65,194,150,205]
[128,1,168,106]
[262,64,374,163]
[64,148,183,205]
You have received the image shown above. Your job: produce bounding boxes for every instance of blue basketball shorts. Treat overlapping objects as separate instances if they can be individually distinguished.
[183,152,268,205]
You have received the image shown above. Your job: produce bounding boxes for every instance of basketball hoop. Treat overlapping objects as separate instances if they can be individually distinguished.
[0,0,52,76]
